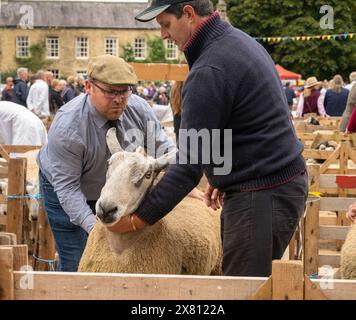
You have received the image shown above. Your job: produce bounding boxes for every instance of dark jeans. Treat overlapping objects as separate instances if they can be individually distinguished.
[39,171,96,272]
[221,171,308,277]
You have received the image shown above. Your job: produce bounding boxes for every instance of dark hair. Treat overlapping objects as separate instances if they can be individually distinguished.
[165,0,214,18]
[285,82,290,87]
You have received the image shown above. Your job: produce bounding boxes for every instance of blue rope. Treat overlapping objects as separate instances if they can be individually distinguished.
[32,255,56,271]
[309,272,319,279]
[6,193,42,200]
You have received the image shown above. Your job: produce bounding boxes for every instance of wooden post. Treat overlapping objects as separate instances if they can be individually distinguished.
[0,232,16,245]
[308,164,320,192]
[272,260,304,300]
[0,247,14,300]
[304,196,320,276]
[336,142,350,250]
[3,245,28,271]
[249,277,272,300]
[35,203,56,271]
[6,158,26,243]
[288,232,296,260]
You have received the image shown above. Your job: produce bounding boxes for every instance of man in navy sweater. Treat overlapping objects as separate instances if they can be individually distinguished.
[108,0,308,277]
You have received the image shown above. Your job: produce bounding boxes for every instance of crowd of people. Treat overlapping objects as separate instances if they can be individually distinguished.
[284,71,356,132]
[0,68,87,116]
[0,68,175,113]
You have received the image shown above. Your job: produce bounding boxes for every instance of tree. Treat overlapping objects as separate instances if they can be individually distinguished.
[122,43,135,62]
[227,0,356,80]
[147,37,167,63]
[15,42,52,72]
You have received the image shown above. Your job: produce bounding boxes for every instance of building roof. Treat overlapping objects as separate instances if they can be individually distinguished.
[0,1,159,29]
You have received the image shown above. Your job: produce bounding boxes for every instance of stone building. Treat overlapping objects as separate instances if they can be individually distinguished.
[0,0,181,78]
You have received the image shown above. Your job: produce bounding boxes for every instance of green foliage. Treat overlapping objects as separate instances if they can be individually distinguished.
[147,37,167,63]
[122,43,135,62]
[226,0,356,80]
[0,69,17,83]
[15,42,52,72]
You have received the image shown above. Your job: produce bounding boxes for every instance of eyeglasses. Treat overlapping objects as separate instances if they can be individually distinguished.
[92,81,132,99]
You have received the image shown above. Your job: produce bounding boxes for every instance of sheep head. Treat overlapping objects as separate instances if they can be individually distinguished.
[96,127,174,225]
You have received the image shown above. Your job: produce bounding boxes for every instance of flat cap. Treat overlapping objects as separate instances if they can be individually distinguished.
[87,54,137,85]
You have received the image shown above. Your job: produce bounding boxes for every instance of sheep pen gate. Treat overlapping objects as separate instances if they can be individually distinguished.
[0,144,56,271]
[2,244,356,300]
[0,144,27,243]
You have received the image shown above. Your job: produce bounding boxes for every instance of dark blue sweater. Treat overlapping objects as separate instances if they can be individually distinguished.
[324,88,349,116]
[136,13,305,225]
[13,79,28,107]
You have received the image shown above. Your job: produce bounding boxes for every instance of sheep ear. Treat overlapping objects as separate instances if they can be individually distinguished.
[131,163,149,184]
[106,128,123,154]
[154,150,176,172]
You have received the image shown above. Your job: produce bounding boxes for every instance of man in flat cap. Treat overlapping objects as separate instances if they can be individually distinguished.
[37,55,175,271]
[107,0,308,278]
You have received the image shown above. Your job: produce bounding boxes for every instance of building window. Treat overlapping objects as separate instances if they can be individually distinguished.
[76,37,89,58]
[16,36,29,58]
[76,70,87,79]
[49,69,60,79]
[105,38,118,56]
[165,40,178,60]
[134,38,146,60]
[46,37,59,59]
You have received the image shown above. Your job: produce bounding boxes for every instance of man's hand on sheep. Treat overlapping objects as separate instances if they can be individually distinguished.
[347,202,356,222]
[106,213,147,233]
[187,187,205,201]
[203,183,224,211]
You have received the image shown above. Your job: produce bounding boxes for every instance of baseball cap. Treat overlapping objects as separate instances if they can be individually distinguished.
[135,0,189,22]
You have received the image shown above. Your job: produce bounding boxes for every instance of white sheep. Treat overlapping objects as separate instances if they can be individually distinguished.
[78,128,222,275]
[340,224,356,279]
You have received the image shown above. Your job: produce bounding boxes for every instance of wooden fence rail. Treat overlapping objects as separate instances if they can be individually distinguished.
[1,245,356,300]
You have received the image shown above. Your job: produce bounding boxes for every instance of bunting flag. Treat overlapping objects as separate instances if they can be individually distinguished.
[255,32,355,43]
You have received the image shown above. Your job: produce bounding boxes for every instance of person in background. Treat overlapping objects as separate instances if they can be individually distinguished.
[1,77,15,102]
[26,70,50,118]
[284,82,295,110]
[62,76,77,103]
[153,86,169,105]
[340,84,356,132]
[295,76,328,117]
[76,75,86,94]
[135,85,147,99]
[320,80,329,96]
[345,71,356,91]
[170,80,184,141]
[324,74,349,117]
[37,54,175,272]
[346,104,356,133]
[49,79,64,114]
[0,101,47,145]
[13,67,29,107]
